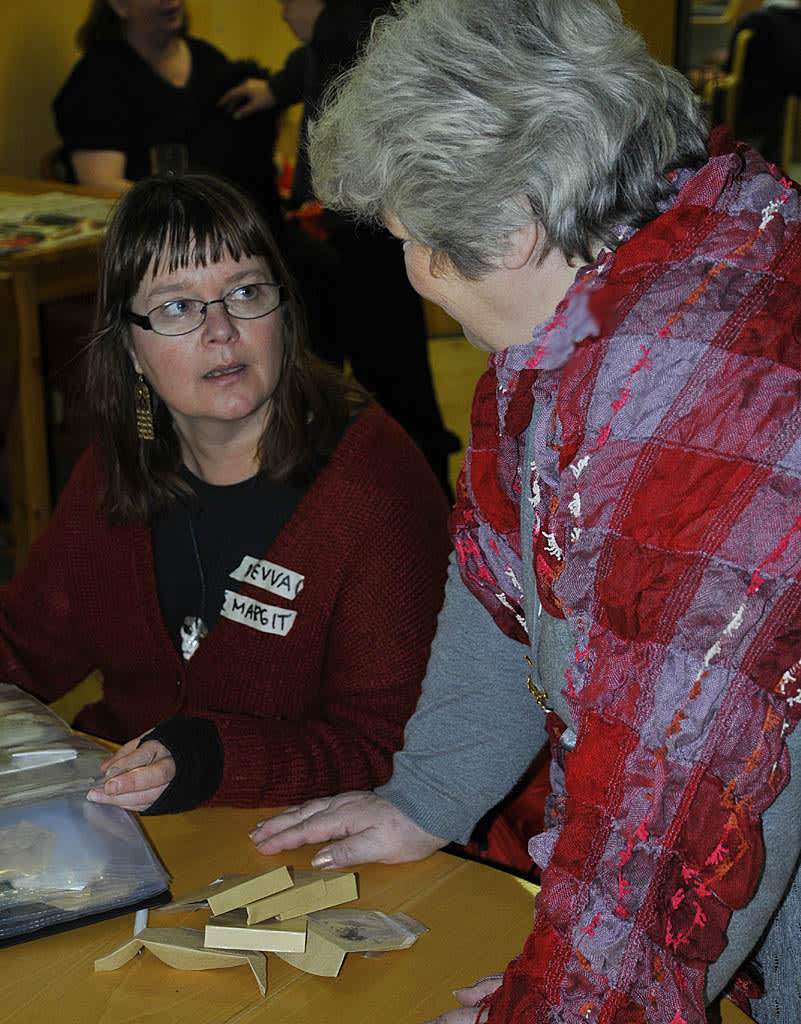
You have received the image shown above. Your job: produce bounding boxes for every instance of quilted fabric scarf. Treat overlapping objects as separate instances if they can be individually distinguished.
[450,131,801,1022]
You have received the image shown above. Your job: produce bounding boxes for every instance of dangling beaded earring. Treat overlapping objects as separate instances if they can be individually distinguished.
[135,373,155,441]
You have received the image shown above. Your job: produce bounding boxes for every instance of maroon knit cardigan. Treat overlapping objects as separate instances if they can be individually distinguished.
[0,405,450,806]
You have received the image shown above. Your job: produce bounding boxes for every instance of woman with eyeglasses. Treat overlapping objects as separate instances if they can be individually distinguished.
[0,173,449,815]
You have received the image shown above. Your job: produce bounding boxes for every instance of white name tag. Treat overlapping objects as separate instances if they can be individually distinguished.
[221,590,297,636]
[230,557,305,600]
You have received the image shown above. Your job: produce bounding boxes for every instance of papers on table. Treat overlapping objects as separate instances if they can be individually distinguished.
[0,190,115,254]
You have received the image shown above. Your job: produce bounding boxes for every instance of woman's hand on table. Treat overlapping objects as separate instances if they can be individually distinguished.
[422,977,502,1024]
[249,790,446,867]
[218,78,275,119]
[86,734,175,812]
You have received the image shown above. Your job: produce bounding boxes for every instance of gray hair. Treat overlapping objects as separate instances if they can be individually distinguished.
[308,0,709,278]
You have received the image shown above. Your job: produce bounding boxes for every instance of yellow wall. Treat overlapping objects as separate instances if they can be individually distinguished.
[0,1,298,177]
[619,0,677,65]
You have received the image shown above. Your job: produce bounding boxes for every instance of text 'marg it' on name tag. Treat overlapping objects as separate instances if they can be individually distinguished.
[221,590,297,636]
[229,556,305,600]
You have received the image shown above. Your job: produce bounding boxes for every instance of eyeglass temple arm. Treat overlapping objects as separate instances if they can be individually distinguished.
[125,310,153,331]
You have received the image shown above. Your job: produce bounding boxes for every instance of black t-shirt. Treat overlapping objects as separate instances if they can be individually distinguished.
[152,466,305,654]
[141,416,352,814]
[53,36,281,229]
[143,468,304,815]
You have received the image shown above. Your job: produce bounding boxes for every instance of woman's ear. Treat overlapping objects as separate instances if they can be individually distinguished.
[127,343,143,376]
[502,221,540,270]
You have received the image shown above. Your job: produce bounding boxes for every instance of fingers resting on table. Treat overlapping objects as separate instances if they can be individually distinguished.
[422,1007,489,1024]
[87,735,175,812]
[249,790,447,868]
[421,976,503,1024]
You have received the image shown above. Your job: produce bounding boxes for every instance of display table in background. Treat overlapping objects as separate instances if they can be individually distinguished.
[0,177,117,571]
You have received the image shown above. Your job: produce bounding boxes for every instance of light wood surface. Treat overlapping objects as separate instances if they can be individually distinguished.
[0,805,537,1024]
[0,802,756,1023]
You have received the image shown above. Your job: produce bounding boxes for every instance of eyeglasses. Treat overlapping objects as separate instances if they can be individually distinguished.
[126,281,283,336]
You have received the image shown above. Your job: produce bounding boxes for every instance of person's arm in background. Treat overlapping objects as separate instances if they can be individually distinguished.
[266,44,308,107]
[218,45,307,118]
[0,452,119,709]
[0,449,177,817]
[251,553,549,866]
[53,48,135,190]
[69,150,131,193]
[219,0,388,120]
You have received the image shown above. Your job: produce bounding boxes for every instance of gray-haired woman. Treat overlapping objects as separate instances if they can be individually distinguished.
[253,1,801,1020]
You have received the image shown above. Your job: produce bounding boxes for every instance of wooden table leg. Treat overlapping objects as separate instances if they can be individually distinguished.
[7,269,51,570]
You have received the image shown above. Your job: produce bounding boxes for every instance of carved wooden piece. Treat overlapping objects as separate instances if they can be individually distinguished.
[94,925,267,995]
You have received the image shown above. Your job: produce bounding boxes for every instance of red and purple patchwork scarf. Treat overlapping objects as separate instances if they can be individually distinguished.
[451,132,801,1022]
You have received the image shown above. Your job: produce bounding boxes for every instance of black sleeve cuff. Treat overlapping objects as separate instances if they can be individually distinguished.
[139,717,224,815]
[268,46,307,108]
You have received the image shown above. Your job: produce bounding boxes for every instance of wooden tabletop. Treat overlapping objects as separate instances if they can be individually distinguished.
[0,176,117,287]
[0,805,537,1024]
[0,802,759,1023]
[0,175,120,200]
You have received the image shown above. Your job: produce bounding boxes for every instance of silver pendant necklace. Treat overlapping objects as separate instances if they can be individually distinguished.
[180,510,208,661]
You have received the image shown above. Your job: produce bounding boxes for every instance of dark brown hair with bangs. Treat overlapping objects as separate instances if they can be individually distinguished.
[76,0,191,52]
[84,173,367,525]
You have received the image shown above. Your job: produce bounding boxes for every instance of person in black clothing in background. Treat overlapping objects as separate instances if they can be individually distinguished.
[53,0,368,433]
[54,0,281,223]
[220,0,460,498]
[727,0,801,163]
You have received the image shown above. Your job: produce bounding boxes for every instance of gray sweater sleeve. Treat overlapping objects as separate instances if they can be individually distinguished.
[704,721,801,1002]
[376,552,548,845]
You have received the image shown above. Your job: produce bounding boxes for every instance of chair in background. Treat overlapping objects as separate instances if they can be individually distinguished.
[782,94,801,170]
[691,0,762,29]
[704,27,754,129]
[39,147,71,184]
[687,1,761,95]
[705,24,801,172]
